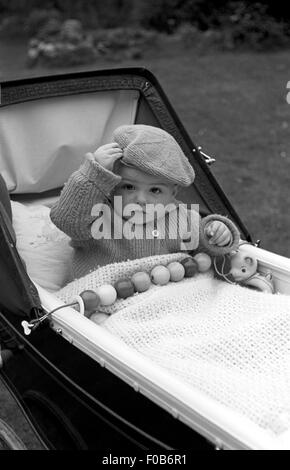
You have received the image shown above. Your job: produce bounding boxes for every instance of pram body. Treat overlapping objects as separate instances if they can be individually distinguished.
[0,67,290,450]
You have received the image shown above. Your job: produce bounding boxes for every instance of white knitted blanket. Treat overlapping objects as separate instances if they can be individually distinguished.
[57,253,290,438]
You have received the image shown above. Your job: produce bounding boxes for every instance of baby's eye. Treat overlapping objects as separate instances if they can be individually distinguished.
[122,184,135,191]
[150,187,162,195]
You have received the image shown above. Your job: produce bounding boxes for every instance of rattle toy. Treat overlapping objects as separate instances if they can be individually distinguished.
[71,254,214,321]
[213,244,275,294]
[71,242,274,325]
[80,254,213,318]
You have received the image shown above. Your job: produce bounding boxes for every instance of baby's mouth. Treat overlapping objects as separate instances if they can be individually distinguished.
[123,209,145,220]
[122,205,155,224]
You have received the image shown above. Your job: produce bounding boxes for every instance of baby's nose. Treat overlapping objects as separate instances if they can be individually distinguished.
[136,191,147,205]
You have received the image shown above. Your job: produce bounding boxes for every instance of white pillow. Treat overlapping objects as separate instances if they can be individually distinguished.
[11,201,73,292]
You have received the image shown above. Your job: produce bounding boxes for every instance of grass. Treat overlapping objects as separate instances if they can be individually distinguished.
[0,36,290,449]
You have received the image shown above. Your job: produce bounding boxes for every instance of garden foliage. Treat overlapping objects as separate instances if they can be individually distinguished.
[0,0,289,66]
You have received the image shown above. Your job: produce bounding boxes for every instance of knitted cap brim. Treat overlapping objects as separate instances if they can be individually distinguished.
[113,124,195,187]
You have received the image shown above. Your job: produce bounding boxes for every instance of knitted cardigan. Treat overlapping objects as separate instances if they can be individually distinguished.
[50,154,240,280]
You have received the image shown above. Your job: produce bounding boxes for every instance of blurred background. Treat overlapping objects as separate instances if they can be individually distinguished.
[0,0,289,257]
[0,0,290,450]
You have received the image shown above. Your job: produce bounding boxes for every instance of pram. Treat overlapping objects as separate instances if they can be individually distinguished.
[0,67,290,450]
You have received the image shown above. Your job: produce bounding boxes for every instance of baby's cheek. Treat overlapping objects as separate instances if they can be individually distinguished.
[158,193,176,205]
[121,193,132,207]
[113,188,127,203]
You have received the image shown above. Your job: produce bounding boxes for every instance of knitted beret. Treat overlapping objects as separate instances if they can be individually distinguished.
[113,124,195,187]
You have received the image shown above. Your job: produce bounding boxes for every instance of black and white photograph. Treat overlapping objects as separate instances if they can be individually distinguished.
[0,0,289,453]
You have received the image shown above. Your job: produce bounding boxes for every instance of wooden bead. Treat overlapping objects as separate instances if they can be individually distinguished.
[180,257,199,277]
[150,265,170,285]
[167,262,185,282]
[131,271,151,292]
[193,253,212,272]
[79,290,101,317]
[114,278,135,299]
[95,284,117,306]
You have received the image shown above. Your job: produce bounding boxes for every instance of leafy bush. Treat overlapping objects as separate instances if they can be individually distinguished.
[26,17,156,68]
[1,0,289,53]
[217,2,289,50]
[92,27,156,51]
[0,0,289,28]
[0,15,24,37]
[29,40,97,67]
[27,18,96,67]
[24,8,62,36]
[132,0,289,50]
[175,23,223,50]
[173,1,289,51]
[130,0,180,33]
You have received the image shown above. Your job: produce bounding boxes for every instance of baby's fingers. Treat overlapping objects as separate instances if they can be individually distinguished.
[109,152,123,165]
[205,222,214,237]
[205,221,219,238]
[212,231,231,246]
[207,222,227,244]
[107,147,123,155]
[102,142,120,149]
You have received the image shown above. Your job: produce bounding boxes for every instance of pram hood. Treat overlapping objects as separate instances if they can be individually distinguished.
[0,67,251,321]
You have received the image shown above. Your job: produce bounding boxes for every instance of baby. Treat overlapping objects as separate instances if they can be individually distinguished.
[50,125,240,281]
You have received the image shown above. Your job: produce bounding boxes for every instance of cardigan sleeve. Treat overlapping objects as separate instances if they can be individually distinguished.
[50,153,121,241]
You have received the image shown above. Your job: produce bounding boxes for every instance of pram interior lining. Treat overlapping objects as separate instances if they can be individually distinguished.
[0,90,139,194]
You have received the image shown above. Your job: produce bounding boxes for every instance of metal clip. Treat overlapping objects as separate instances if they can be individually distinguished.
[214,438,224,450]
[21,313,51,336]
[143,81,150,92]
[21,301,78,336]
[193,146,216,165]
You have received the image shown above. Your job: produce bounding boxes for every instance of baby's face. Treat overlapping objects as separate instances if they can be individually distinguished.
[112,164,177,220]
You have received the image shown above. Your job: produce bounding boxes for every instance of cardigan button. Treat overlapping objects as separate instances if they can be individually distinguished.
[152,229,159,238]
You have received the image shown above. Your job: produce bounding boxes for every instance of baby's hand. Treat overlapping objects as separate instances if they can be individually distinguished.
[93,143,123,171]
[205,221,232,246]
